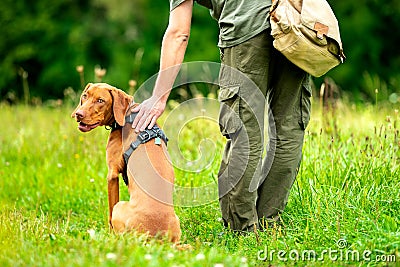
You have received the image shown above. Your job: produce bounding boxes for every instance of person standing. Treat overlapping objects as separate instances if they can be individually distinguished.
[132,0,311,232]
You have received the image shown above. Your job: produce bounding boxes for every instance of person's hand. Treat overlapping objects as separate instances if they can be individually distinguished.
[131,95,166,132]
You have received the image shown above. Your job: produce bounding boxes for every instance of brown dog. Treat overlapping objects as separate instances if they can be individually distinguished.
[71,83,181,242]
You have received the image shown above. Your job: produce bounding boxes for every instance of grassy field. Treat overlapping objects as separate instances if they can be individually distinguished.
[0,100,399,266]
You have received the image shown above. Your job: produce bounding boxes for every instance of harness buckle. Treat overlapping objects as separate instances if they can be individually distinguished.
[138,131,150,142]
[153,128,161,136]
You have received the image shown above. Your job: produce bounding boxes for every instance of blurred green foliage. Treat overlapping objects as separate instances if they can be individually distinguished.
[0,0,399,102]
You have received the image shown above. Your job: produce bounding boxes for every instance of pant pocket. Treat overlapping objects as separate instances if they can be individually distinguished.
[218,86,242,138]
[299,76,312,130]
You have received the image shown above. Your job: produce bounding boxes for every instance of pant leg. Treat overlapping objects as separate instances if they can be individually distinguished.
[218,31,271,231]
[256,43,312,225]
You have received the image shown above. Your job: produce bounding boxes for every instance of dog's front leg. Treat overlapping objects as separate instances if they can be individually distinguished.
[106,130,124,228]
[107,169,120,228]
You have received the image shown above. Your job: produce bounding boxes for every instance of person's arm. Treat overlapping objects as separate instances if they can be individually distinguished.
[132,0,193,132]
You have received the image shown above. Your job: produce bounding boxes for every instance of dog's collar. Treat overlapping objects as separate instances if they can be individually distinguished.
[105,121,123,132]
[105,108,137,132]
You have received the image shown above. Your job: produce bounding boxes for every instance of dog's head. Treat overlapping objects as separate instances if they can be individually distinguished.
[71,83,132,132]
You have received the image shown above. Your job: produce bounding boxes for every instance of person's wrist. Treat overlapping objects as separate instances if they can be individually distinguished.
[152,93,169,104]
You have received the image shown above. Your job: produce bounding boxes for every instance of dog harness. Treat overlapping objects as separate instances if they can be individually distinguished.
[108,112,168,186]
[121,112,168,165]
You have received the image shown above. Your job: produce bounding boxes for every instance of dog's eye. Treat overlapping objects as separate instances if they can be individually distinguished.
[82,94,87,100]
[97,98,105,103]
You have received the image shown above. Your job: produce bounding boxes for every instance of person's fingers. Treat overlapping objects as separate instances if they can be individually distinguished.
[138,114,151,132]
[132,107,144,129]
[148,115,158,129]
[132,105,140,113]
[135,111,151,132]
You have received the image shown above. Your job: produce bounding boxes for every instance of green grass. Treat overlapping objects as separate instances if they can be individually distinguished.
[0,101,399,266]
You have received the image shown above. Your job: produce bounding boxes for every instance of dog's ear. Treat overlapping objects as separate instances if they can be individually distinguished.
[71,83,92,118]
[109,87,131,126]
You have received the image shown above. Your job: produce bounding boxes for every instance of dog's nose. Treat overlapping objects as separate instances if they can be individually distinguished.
[75,110,84,120]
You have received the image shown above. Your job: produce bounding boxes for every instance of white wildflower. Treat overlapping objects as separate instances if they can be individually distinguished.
[196,253,205,260]
[106,253,117,260]
[87,229,96,239]
[167,252,174,259]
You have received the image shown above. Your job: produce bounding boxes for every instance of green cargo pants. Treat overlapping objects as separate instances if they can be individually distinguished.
[218,30,311,231]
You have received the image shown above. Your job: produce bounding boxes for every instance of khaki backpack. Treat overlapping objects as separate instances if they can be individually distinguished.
[270,0,346,77]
